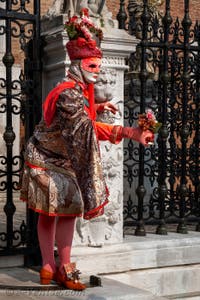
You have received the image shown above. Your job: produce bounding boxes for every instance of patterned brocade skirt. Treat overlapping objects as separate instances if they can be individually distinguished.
[20,120,109,220]
[20,159,84,218]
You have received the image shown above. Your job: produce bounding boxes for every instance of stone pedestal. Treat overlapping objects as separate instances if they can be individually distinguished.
[41,15,138,246]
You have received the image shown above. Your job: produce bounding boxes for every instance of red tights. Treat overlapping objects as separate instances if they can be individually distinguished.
[37,214,76,273]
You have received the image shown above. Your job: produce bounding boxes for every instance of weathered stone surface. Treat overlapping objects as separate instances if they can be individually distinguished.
[104,265,200,299]
[70,232,200,274]
[0,267,166,300]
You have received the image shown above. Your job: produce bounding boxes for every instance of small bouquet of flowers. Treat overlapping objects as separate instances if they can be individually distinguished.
[138,109,162,144]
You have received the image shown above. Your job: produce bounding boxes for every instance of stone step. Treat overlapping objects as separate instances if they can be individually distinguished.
[103,264,200,299]
[1,232,200,299]
[168,291,200,299]
[70,232,200,299]
[0,255,24,268]
[1,231,200,271]
[71,231,200,275]
[0,267,167,300]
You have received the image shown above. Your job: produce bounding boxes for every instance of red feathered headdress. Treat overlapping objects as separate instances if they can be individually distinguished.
[65,8,103,60]
[43,9,102,127]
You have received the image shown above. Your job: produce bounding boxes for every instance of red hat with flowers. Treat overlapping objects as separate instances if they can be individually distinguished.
[65,8,103,60]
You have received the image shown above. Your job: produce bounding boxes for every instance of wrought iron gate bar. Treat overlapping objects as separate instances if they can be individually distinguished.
[176,0,191,234]
[134,0,149,236]
[0,0,41,261]
[155,0,172,235]
[193,21,200,231]
[123,0,200,234]
[117,0,128,29]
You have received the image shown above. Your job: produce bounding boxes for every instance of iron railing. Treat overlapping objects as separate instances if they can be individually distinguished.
[118,0,200,235]
[0,0,41,263]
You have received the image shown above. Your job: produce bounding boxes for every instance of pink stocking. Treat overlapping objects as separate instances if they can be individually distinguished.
[37,214,57,273]
[55,217,76,273]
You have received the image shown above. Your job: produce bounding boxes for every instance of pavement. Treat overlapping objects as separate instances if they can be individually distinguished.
[0,266,167,300]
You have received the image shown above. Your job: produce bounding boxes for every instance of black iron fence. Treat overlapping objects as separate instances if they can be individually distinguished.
[0,0,41,263]
[118,0,200,235]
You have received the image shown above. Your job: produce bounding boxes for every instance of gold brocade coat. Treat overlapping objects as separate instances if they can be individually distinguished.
[20,82,111,220]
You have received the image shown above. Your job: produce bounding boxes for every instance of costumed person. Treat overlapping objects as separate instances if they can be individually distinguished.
[20,8,154,291]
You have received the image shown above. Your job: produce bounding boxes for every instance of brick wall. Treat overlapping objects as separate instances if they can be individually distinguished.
[41,1,200,24]
[161,0,200,23]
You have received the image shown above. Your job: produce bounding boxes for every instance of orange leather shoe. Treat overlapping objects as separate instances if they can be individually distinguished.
[56,263,86,291]
[40,267,57,285]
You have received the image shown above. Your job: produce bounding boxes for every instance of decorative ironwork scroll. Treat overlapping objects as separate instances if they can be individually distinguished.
[122,0,200,235]
[0,0,41,262]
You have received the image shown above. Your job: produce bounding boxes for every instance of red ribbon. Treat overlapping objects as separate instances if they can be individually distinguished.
[84,83,96,121]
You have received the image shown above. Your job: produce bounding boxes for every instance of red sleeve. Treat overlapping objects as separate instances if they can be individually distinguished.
[95,122,123,144]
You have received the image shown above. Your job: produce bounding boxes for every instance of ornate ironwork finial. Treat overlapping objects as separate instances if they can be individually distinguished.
[128,0,164,76]
[182,0,192,28]
[117,0,128,29]
[184,0,189,12]
[162,0,172,26]
[166,0,170,11]
[141,0,151,33]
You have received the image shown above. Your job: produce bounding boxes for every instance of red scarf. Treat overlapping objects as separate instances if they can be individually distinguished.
[43,81,96,127]
[43,81,75,127]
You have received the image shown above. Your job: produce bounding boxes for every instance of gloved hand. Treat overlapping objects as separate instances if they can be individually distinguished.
[122,126,154,147]
[95,102,118,114]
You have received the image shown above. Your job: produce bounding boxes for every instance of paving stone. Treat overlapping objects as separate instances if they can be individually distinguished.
[0,267,166,300]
